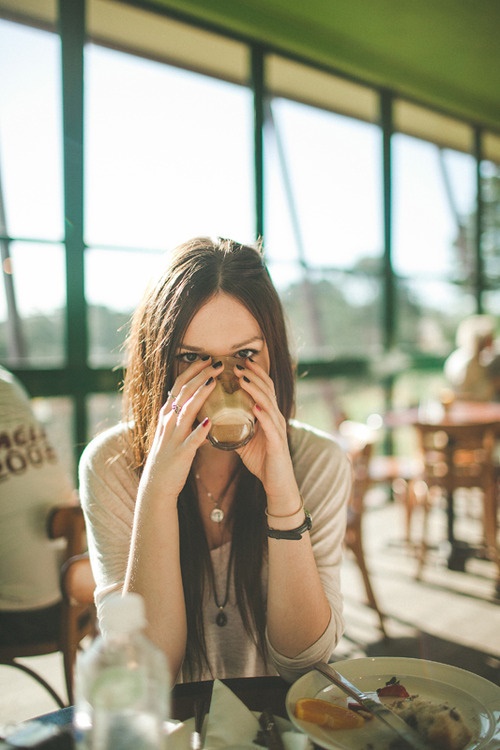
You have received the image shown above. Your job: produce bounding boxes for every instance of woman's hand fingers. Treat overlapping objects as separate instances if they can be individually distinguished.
[234,359,296,495]
[167,358,222,411]
[235,359,284,435]
[139,374,216,501]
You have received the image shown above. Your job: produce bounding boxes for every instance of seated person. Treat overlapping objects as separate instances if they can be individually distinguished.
[79,237,350,684]
[444,315,497,401]
[0,366,77,646]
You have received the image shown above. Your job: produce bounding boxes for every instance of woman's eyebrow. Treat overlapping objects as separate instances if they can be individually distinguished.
[178,336,264,352]
[231,336,264,349]
[177,344,204,352]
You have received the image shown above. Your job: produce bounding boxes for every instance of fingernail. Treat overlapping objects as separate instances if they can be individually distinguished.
[205,376,214,385]
[235,364,244,370]
[255,403,262,411]
[201,354,210,361]
[243,376,250,383]
[202,417,210,427]
[213,360,223,369]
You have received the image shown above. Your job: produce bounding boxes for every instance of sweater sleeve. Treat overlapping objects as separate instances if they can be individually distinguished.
[78,424,139,621]
[265,421,351,682]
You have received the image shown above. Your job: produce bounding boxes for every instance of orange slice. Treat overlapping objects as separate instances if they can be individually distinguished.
[295,698,365,730]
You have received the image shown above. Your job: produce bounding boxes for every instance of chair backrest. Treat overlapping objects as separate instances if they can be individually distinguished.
[47,504,87,561]
[61,552,95,606]
[415,421,496,492]
[338,420,378,519]
[348,440,374,519]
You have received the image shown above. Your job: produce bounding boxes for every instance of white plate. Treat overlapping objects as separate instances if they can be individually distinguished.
[285,657,500,750]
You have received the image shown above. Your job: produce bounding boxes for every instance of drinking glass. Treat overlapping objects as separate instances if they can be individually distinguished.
[197,356,255,450]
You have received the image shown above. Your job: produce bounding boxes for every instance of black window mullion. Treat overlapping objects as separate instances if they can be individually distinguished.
[59,0,88,457]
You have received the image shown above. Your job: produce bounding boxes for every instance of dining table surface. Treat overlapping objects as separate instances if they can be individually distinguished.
[1,676,291,750]
[171,675,290,720]
[385,397,500,428]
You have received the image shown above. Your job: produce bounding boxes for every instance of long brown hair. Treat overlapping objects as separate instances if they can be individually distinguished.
[122,237,296,677]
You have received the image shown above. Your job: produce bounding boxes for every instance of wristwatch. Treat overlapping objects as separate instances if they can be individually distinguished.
[267,510,312,540]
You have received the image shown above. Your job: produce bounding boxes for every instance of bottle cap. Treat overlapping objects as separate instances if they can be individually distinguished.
[100,592,147,635]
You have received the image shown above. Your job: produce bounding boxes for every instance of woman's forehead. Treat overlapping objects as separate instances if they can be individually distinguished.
[181,293,262,351]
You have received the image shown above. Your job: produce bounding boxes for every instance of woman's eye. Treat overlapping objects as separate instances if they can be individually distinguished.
[236,349,257,360]
[177,352,200,363]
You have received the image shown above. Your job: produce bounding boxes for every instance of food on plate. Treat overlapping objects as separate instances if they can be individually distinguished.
[376,676,410,699]
[294,698,365,730]
[371,677,472,750]
[294,675,473,750]
[387,696,473,750]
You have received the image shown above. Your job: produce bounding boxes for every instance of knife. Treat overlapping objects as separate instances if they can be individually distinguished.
[313,662,433,750]
[259,710,286,750]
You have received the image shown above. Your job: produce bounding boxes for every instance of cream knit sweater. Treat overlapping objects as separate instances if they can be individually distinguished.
[79,419,350,683]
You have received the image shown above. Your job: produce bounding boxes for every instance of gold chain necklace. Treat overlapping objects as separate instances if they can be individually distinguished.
[194,465,240,524]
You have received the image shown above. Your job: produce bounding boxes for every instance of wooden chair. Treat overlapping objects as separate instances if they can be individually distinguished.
[0,505,97,706]
[339,421,388,637]
[413,421,500,591]
[368,453,424,546]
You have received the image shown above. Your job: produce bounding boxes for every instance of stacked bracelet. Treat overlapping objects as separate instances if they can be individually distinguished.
[265,496,304,519]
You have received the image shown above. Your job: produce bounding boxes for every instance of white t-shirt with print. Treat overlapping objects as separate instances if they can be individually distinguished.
[0,367,76,610]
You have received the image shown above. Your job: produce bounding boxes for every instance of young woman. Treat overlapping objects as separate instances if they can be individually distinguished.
[79,237,351,683]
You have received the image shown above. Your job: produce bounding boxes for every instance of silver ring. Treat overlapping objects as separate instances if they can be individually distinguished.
[172,402,181,415]
[168,390,179,400]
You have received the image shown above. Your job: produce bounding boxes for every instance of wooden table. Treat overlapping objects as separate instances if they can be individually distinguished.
[385,400,500,589]
[386,399,500,431]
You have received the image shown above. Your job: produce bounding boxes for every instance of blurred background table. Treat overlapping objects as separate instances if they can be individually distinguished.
[385,399,500,593]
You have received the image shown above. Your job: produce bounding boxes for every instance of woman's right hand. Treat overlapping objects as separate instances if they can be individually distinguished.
[137,359,219,504]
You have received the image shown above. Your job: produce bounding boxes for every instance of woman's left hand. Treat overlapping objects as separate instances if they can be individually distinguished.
[235,359,296,498]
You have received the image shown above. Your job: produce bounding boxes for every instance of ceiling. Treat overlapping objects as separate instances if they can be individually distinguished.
[139,0,500,132]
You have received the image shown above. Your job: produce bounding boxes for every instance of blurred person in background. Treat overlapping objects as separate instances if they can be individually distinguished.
[0,366,77,646]
[444,314,499,401]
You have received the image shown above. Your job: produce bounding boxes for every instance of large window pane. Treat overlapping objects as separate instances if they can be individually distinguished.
[266,98,382,272]
[0,20,63,240]
[392,135,477,359]
[481,159,500,283]
[85,44,254,250]
[32,395,75,479]
[84,44,255,368]
[296,377,385,435]
[278,269,382,360]
[0,242,66,366]
[265,98,383,361]
[393,135,476,281]
[87,392,121,439]
[264,94,383,426]
[395,278,475,356]
[86,247,166,367]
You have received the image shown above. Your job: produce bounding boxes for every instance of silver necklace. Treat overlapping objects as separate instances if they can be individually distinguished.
[194,466,239,523]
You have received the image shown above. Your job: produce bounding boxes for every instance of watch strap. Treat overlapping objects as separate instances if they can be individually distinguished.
[267,510,312,540]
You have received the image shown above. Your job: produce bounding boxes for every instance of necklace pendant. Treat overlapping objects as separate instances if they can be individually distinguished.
[210,507,224,523]
[216,609,227,627]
